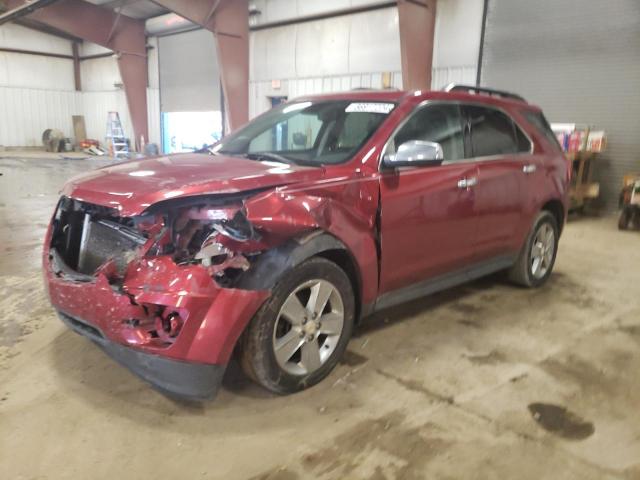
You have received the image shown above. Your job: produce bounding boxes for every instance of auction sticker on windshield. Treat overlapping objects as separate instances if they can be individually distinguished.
[345,103,395,114]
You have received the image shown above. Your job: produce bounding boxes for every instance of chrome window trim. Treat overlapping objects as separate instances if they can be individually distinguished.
[378,99,534,171]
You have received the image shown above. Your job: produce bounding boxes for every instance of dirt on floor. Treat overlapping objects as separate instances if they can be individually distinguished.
[1,155,639,480]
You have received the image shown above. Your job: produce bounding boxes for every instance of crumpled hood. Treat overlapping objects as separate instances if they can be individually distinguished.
[62,153,322,216]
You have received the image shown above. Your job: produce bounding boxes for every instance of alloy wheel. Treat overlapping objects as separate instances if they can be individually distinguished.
[272,279,345,375]
[531,222,555,279]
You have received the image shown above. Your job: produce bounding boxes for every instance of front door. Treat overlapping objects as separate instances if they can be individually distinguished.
[378,103,478,294]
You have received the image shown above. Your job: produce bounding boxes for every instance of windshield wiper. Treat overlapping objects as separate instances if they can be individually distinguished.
[243,152,297,165]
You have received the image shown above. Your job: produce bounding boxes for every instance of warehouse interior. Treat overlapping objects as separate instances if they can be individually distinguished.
[1,1,639,479]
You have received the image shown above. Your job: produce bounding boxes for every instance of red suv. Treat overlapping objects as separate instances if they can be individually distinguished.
[44,85,569,399]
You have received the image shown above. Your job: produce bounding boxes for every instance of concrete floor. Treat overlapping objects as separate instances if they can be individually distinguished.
[1,154,639,480]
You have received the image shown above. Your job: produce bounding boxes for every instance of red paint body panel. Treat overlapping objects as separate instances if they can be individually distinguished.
[379,163,479,293]
[62,153,322,216]
[44,89,569,394]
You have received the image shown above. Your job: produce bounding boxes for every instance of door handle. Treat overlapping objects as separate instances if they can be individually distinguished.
[523,164,537,174]
[457,177,478,189]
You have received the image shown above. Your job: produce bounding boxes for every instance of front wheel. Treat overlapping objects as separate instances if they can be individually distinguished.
[239,257,355,394]
[508,211,559,288]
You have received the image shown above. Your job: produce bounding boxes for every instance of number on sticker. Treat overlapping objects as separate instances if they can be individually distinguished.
[345,103,395,114]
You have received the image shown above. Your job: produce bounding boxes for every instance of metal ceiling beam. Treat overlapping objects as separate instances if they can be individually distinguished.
[4,0,149,150]
[397,0,437,90]
[151,0,249,132]
[0,0,60,26]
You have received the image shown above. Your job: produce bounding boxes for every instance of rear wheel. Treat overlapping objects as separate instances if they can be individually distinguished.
[508,211,559,287]
[618,207,631,230]
[239,257,355,394]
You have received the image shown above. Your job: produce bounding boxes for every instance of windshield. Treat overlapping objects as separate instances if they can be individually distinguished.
[210,100,395,166]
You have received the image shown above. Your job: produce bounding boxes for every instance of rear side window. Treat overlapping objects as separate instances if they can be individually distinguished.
[389,103,465,161]
[465,106,531,157]
[522,110,563,152]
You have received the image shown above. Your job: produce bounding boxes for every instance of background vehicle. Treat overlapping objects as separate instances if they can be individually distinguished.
[44,85,569,399]
[618,176,640,230]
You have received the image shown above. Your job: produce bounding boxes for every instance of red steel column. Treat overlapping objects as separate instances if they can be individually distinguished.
[152,0,249,132]
[397,0,437,91]
[213,0,249,132]
[5,0,149,149]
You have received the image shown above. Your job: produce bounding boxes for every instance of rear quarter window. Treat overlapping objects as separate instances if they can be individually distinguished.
[522,110,563,152]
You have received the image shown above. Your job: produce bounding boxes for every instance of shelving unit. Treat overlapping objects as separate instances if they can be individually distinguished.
[567,151,600,211]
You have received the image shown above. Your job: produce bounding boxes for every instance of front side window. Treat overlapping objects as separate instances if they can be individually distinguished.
[386,103,465,162]
[465,106,531,157]
[213,100,395,166]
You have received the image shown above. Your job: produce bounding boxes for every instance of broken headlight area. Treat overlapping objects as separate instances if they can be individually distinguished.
[49,196,261,288]
[167,205,256,285]
[49,196,154,278]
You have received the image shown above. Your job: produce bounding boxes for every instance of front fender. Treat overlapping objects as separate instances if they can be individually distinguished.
[236,231,352,291]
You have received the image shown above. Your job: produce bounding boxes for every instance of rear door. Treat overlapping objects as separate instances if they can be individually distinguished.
[463,105,536,260]
[378,102,478,294]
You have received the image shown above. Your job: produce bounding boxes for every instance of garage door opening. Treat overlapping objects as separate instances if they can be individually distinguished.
[161,111,223,154]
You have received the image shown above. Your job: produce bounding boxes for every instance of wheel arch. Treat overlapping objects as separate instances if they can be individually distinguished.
[541,198,565,234]
[315,248,362,323]
[235,230,363,318]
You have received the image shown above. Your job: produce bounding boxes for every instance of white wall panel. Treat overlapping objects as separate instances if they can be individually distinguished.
[433,0,483,68]
[295,17,350,77]
[250,7,401,82]
[82,90,134,145]
[250,24,296,80]
[250,0,389,25]
[80,56,121,91]
[0,23,72,55]
[0,53,75,90]
[249,71,403,118]
[348,8,400,73]
[431,65,477,89]
[0,87,82,147]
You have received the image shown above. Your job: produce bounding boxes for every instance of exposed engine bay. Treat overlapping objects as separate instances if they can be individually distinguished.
[49,195,263,288]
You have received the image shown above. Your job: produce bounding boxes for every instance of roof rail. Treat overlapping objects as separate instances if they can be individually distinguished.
[443,83,527,103]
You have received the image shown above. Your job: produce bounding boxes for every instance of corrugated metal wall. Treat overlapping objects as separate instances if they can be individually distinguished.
[0,36,162,148]
[0,87,82,147]
[481,0,640,211]
[0,87,161,148]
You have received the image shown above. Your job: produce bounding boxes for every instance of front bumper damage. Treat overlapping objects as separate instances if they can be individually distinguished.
[57,311,225,399]
[44,196,271,400]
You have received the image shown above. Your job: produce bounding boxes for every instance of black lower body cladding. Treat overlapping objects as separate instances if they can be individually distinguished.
[57,312,225,400]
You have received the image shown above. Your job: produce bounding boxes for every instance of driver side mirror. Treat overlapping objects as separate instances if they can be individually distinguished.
[382,140,444,168]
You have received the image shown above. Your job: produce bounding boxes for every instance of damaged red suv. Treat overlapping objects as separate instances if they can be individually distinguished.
[44,85,569,399]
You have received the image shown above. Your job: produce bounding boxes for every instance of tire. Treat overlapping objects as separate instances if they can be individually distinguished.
[238,257,355,394]
[508,211,559,288]
[618,207,630,230]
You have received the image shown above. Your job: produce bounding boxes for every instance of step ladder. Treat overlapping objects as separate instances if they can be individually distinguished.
[106,111,129,158]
